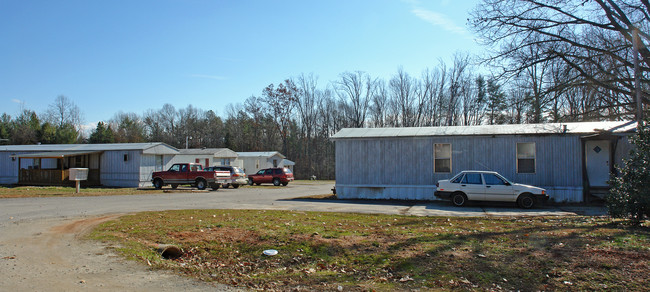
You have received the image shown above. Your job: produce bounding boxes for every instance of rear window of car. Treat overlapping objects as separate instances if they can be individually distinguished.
[283,168,292,174]
[462,173,482,184]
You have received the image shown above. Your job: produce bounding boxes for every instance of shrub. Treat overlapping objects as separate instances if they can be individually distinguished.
[607,119,650,222]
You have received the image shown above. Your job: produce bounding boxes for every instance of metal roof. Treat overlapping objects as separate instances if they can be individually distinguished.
[11,151,103,158]
[236,151,286,159]
[0,143,179,154]
[331,121,637,139]
[178,148,238,157]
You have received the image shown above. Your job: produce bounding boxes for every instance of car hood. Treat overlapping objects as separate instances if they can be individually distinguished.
[512,183,545,193]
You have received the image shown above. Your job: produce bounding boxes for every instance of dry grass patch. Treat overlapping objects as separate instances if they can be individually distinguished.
[88,210,650,291]
[0,185,164,198]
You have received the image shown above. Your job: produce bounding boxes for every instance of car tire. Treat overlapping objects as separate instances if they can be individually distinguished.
[273,178,281,186]
[282,182,288,186]
[232,184,240,189]
[451,192,467,207]
[517,193,536,209]
[171,184,178,189]
[223,183,230,189]
[196,179,207,190]
[153,178,163,189]
[211,183,220,191]
[248,179,254,186]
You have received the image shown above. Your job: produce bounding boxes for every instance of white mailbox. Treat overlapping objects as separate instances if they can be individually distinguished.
[69,168,89,193]
[69,168,89,181]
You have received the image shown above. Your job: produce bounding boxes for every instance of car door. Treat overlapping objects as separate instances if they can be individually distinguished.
[263,169,273,183]
[482,173,515,202]
[460,172,485,200]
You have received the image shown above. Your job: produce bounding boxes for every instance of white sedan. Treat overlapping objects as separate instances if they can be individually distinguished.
[434,170,548,209]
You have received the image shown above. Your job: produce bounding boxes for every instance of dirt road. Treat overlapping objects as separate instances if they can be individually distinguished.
[1,215,232,291]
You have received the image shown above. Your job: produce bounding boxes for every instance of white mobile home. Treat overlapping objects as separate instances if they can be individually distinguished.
[0,143,178,187]
[331,121,636,203]
[170,148,238,168]
[235,151,287,175]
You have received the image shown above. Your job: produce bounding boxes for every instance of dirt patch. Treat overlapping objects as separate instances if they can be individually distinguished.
[0,216,234,291]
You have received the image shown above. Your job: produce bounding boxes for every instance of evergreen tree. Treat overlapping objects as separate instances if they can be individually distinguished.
[89,122,115,143]
[607,120,650,223]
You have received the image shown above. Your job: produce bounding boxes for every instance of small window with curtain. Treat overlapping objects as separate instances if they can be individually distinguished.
[517,142,536,173]
[434,143,452,173]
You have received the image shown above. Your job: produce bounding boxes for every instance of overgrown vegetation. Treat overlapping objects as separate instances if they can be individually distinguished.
[608,120,650,222]
[89,210,650,291]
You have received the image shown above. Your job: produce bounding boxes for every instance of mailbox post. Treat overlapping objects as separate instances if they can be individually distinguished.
[69,168,89,193]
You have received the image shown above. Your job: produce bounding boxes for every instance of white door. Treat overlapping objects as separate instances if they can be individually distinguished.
[585,140,610,187]
[482,173,516,202]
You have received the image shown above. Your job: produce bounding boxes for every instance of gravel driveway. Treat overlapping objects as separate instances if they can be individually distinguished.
[0,182,604,291]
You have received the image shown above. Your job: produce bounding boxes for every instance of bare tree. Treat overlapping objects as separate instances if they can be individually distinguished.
[471,0,650,121]
[335,71,376,128]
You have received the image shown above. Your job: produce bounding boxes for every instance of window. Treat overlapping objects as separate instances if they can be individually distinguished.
[221,158,230,166]
[462,173,482,184]
[123,153,129,162]
[484,173,507,185]
[517,142,536,173]
[273,159,278,167]
[434,144,452,173]
[451,174,464,183]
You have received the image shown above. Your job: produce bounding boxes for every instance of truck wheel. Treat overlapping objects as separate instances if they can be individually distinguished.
[517,193,536,209]
[211,183,220,191]
[232,184,240,189]
[171,184,178,189]
[273,178,281,186]
[196,179,207,190]
[451,192,467,207]
[153,178,163,189]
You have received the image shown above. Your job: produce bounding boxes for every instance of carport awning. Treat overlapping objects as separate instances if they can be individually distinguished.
[11,151,103,159]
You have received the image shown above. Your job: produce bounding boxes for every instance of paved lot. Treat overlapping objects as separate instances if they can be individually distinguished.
[1,182,606,226]
[0,181,607,291]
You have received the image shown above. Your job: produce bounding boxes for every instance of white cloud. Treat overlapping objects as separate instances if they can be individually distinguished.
[11,98,22,104]
[190,74,227,80]
[411,8,467,36]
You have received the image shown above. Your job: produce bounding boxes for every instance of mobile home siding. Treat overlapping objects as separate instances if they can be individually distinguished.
[335,134,586,202]
[0,152,22,184]
[100,150,141,187]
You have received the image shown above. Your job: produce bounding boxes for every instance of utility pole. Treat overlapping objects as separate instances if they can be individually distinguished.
[633,28,643,126]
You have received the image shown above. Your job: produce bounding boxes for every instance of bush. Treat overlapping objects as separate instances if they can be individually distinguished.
[607,120,650,222]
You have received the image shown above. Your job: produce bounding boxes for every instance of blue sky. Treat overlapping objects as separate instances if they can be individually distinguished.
[1,0,482,128]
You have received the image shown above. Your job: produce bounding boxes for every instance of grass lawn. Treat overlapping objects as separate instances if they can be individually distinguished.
[0,186,164,198]
[88,210,649,291]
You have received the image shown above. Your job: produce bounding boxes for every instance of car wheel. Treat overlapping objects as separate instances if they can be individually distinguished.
[451,192,467,207]
[248,179,254,186]
[211,183,220,191]
[196,179,207,190]
[255,183,261,186]
[171,184,178,189]
[273,178,281,186]
[517,193,536,209]
[232,184,240,189]
[223,183,230,189]
[153,178,163,189]
[282,182,288,186]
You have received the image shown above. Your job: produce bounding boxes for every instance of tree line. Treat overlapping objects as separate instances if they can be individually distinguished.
[2,0,648,180]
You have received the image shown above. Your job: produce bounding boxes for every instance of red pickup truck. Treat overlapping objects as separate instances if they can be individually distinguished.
[152,163,230,190]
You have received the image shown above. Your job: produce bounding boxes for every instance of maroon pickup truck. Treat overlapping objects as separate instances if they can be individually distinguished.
[152,163,230,190]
